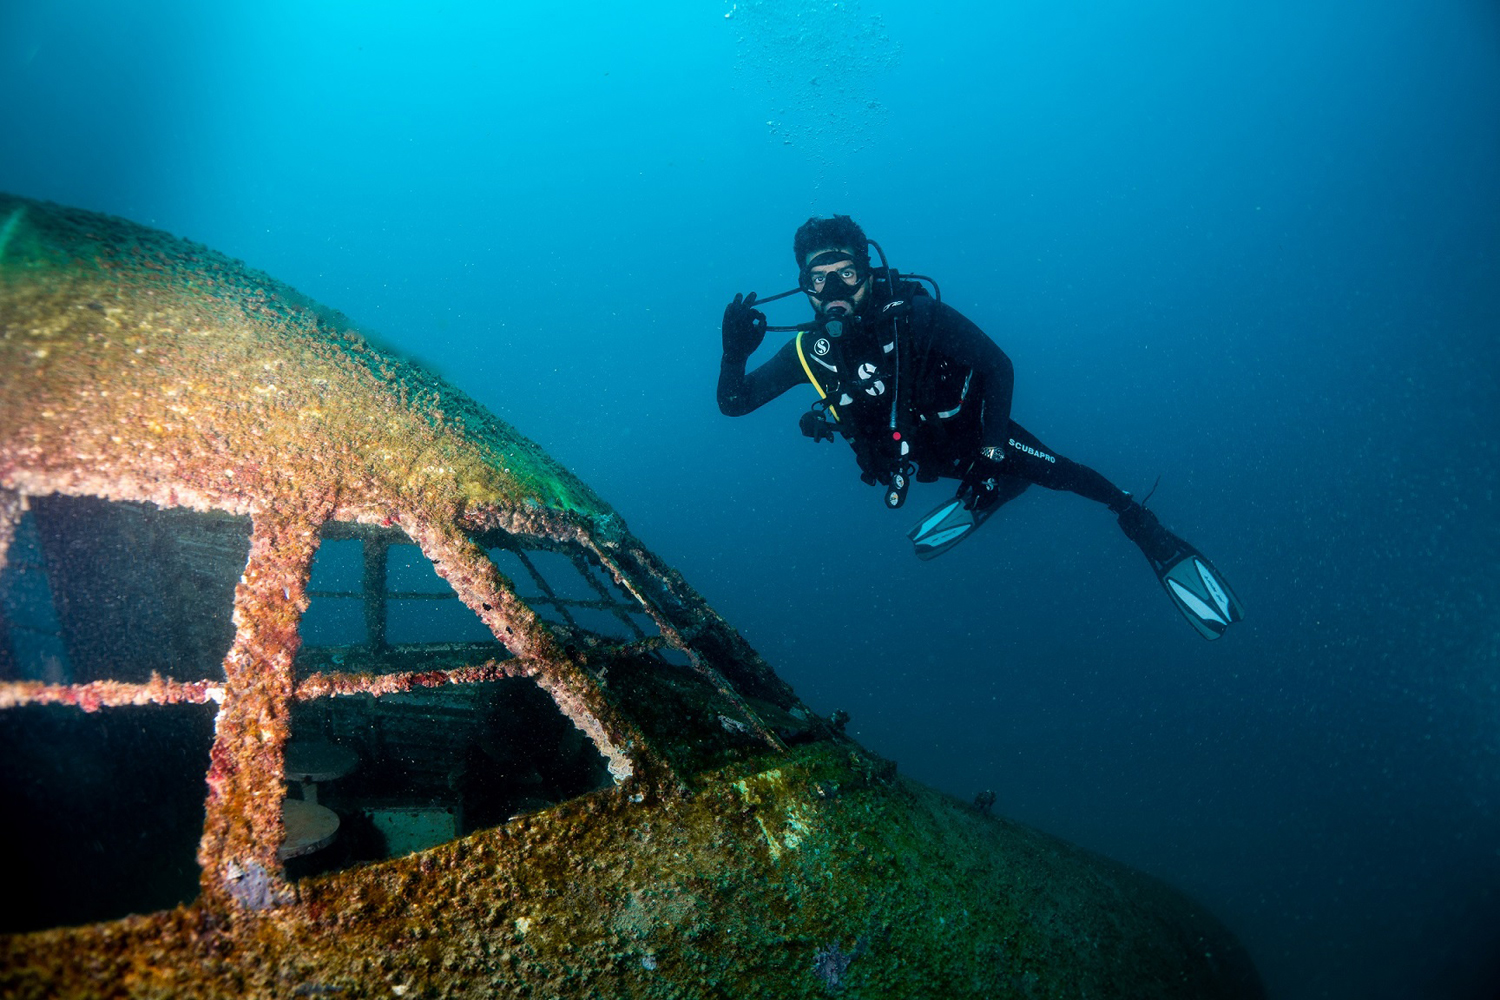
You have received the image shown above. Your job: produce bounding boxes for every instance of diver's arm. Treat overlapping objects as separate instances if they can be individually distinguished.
[718,338,805,416]
[920,299,1015,449]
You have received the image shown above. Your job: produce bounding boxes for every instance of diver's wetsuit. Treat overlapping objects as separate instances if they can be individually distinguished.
[718,288,1128,512]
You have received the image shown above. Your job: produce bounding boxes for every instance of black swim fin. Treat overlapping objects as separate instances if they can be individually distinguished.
[908,496,995,561]
[1117,503,1244,640]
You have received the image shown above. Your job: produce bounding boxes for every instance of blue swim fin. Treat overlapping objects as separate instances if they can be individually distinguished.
[908,497,994,561]
[1118,503,1244,640]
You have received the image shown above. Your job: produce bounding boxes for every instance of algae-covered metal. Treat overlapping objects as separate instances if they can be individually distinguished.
[0,194,1264,998]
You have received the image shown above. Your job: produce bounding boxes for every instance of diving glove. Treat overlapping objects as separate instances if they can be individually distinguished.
[799,408,837,443]
[957,453,1006,512]
[722,292,767,360]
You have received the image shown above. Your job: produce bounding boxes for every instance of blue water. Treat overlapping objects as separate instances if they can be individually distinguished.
[3,2,1497,996]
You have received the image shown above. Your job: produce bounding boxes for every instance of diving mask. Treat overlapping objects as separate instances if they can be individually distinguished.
[800,249,867,301]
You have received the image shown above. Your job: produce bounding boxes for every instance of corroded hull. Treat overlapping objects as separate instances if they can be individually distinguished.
[2,744,1260,999]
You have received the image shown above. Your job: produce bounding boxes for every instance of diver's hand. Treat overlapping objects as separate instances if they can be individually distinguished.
[958,453,1006,511]
[722,292,767,360]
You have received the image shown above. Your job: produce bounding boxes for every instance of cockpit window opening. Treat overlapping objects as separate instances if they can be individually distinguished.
[0,696,216,934]
[0,496,250,685]
[0,504,69,683]
[487,545,661,645]
[297,524,503,680]
[280,677,615,882]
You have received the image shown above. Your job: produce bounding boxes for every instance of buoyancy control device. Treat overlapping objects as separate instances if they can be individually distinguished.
[753,240,944,510]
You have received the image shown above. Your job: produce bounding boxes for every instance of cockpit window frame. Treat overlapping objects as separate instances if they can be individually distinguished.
[0,488,814,923]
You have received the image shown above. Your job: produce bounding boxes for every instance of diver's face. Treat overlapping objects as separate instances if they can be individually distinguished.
[805,257,868,316]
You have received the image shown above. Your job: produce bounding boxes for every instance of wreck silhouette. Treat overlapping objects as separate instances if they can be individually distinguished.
[0,193,1263,998]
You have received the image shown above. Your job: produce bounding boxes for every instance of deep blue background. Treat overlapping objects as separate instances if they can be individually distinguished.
[3,2,1497,996]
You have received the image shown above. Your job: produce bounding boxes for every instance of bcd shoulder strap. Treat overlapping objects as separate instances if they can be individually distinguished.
[794,329,840,423]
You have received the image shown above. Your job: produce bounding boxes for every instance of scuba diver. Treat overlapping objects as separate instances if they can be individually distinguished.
[718,215,1244,639]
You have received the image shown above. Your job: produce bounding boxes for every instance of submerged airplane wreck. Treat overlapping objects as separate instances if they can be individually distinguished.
[0,193,1263,998]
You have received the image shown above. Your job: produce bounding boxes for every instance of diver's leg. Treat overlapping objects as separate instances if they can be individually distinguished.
[1003,423,1169,544]
[1001,423,1245,637]
[982,474,1030,511]
[1002,422,1178,566]
[1000,423,1132,510]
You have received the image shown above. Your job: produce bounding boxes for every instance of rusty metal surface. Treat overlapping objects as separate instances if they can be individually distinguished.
[0,743,1264,999]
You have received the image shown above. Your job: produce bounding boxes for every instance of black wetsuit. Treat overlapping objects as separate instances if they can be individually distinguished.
[718,285,1128,512]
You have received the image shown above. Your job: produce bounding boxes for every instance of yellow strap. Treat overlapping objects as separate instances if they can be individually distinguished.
[795,330,839,422]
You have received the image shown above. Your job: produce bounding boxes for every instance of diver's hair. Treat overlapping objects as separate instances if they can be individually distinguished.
[793,215,869,270]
